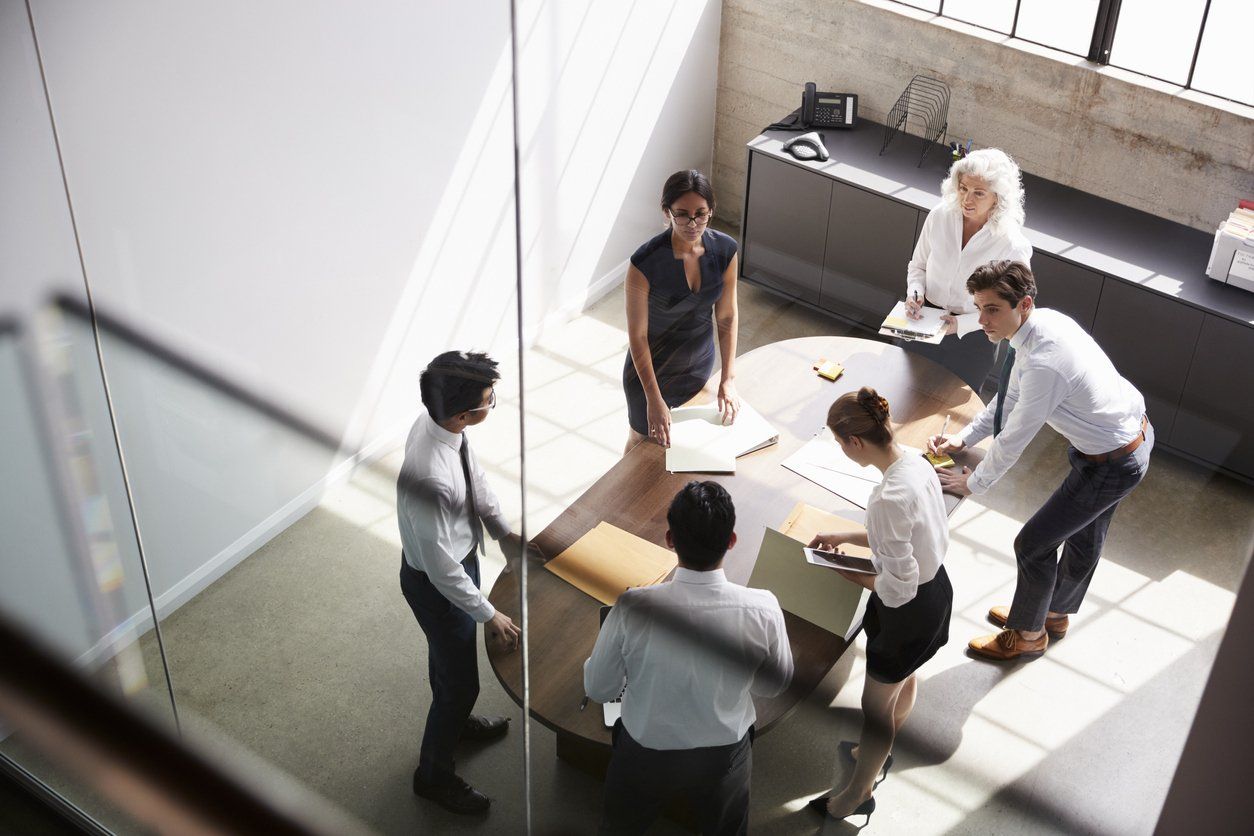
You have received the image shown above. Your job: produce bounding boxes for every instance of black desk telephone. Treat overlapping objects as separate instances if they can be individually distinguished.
[768,82,859,131]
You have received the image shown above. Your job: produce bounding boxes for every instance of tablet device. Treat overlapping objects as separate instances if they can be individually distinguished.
[804,547,878,575]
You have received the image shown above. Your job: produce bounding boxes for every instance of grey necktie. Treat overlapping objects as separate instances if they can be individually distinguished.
[459,435,485,557]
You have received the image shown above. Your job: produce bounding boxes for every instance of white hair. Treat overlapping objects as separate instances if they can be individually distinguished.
[940,148,1025,237]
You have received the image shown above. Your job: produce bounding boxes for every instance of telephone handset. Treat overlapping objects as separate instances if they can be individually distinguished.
[801,81,858,129]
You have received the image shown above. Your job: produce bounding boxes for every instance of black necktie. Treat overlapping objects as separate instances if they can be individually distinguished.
[459,435,485,557]
[993,346,1016,437]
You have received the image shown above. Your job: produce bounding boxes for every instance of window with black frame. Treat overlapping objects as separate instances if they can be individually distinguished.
[890,0,1253,107]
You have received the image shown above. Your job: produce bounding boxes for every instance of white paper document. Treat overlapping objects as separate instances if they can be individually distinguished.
[781,432,883,508]
[665,401,779,473]
[878,300,946,344]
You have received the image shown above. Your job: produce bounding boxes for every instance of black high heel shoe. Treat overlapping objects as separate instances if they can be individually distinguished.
[805,794,876,825]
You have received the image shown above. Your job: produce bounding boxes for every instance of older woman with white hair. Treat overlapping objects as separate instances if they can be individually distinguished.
[903,148,1032,390]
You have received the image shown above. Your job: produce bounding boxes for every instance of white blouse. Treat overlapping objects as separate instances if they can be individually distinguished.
[866,452,949,608]
[906,202,1033,338]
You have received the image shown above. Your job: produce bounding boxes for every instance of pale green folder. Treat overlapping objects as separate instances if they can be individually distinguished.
[749,525,867,641]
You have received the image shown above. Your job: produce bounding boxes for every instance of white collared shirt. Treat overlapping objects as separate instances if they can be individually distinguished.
[955,308,1146,494]
[867,453,949,608]
[583,567,793,750]
[907,203,1034,337]
[396,412,511,622]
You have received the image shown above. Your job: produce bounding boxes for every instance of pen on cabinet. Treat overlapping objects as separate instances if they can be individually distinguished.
[579,696,590,712]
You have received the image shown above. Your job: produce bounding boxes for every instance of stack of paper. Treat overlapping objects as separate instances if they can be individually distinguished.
[879,300,945,344]
[781,432,882,508]
[665,400,779,473]
[544,522,677,605]
[748,520,868,642]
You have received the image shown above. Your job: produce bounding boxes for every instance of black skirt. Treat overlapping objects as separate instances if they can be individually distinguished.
[862,565,953,684]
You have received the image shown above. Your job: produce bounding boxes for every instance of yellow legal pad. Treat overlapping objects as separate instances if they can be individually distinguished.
[544,522,678,605]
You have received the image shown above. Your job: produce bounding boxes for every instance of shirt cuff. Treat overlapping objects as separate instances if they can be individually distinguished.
[469,598,496,624]
[484,513,510,543]
[965,465,991,495]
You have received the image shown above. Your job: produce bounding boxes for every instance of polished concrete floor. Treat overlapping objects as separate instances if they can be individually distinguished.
[131,281,1252,834]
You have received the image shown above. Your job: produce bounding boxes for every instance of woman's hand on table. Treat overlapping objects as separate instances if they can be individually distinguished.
[717,378,740,425]
[646,393,672,447]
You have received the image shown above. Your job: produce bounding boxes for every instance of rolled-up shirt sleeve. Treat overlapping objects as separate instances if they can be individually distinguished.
[966,365,1069,495]
[400,477,496,623]
[584,600,629,702]
[752,596,794,698]
[868,491,920,608]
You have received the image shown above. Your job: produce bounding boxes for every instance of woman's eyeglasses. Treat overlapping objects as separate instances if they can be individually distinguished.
[668,210,712,228]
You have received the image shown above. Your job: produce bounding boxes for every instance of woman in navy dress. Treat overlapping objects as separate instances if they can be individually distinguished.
[623,169,740,452]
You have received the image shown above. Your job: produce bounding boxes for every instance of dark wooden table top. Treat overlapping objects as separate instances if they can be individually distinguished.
[487,336,985,747]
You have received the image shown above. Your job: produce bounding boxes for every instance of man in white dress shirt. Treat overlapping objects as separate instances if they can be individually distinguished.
[584,481,793,835]
[398,351,528,814]
[930,261,1152,661]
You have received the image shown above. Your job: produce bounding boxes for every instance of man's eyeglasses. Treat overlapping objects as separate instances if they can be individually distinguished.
[668,210,712,228]
[466,388,497,413]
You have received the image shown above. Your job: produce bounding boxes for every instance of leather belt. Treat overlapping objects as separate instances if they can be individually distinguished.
[1079,415,1149,463]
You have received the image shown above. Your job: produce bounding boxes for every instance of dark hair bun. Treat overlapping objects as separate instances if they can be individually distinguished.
[857,387,890,425]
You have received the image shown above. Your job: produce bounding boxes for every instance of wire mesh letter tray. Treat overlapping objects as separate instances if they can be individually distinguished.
[879,75,950,167]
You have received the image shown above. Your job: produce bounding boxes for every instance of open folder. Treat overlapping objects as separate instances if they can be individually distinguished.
[544,522,677,605]
[665,400,778,473]
[878,300,945,344]
[748,503,871,641]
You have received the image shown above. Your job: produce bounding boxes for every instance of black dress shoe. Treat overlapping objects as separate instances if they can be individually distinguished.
[462,714,510,742]
[412,771,490,814]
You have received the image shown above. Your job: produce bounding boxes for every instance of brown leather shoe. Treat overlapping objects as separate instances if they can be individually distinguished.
[968,629,1048,661]
[987,606,1069,640]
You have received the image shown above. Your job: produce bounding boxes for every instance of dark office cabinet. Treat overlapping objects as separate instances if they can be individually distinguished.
[1171,315,1254,476]
[1091,280,1204,441]
[819,182,918,328]
[914,208,926,243]
[1032,253,1103,332]
[742,153,832,305]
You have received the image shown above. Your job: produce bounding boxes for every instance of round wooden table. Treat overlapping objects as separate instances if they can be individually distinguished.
[486,336,984,769]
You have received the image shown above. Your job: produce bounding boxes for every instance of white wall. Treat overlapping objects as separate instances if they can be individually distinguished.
[2,0,722,657]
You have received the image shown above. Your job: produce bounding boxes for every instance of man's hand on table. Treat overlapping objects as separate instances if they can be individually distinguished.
[488,611,520,651]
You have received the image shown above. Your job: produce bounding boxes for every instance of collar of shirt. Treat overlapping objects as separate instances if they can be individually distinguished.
[1008,311,1039,353]
[423,412,464,452]
[673,567,727,585]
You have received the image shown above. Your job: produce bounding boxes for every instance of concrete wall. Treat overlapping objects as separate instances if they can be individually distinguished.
[714,0,1254,232]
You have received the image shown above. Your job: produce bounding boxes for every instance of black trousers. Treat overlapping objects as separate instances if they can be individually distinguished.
[400,551,480,784]
[600,721,752,836]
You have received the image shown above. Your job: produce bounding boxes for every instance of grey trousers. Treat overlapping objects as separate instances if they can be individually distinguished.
[1006,422,1154,632]
[599,722,752,836]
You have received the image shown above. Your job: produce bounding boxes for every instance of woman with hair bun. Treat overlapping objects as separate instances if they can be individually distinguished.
[904,148,1032,390]
[804,387,952,825]
[622,169,740,453]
